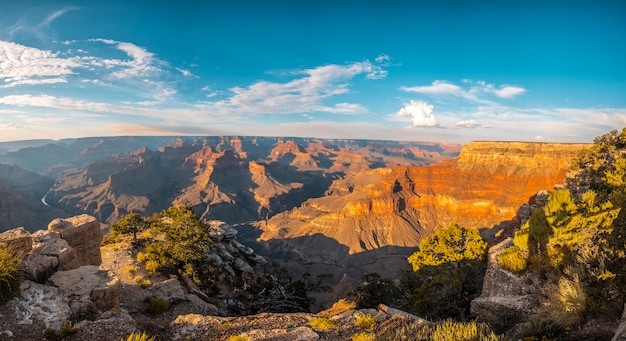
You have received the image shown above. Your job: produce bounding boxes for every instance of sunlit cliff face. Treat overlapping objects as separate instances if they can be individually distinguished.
[259,141,591,255]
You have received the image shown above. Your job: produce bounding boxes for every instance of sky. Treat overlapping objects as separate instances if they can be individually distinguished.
[0,0,625,144]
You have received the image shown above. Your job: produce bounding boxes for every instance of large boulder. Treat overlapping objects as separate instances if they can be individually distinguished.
[48,214,103,266]
[48,265,120,320]
[613,304,626,341]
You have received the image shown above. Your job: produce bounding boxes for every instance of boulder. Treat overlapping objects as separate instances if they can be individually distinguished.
[0,227,32,255]
[22,236,79,282]
[151,277,186,303]
[48,215,103,266]
[75,311,139,340]
[48,265,120,320]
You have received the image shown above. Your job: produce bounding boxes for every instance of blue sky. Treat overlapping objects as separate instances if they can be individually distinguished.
[0,0,625,144]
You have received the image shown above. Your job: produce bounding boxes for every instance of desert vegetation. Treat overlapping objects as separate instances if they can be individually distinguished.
[0,246,21,303]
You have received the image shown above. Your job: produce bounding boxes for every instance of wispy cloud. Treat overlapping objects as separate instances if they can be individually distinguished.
[201,61,386,115]
[401,79,526,102]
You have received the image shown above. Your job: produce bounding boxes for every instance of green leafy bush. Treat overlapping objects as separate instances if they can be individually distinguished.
[145,297,170,315]
[111,213,147,240]
[0,246,22,303]
[403,224,488,319]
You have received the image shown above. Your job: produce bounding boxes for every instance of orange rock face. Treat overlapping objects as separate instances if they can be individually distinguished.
[259,141,591,256]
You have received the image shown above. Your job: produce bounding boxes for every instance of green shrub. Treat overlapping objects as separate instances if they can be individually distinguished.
[0,246,22,303]
[139,279,152,288]
[123,332,157,341]
[145,297,170,315]
[518,315,562,341]
[498,246,527,273]
[354,313,377,329]
[144,259,160,275]
[226,335,250,341]
[378,318,501,341]
[543,274,586,327]
[43,327,56,339]
[59,320,78,337]
[309,317,337,331]
[136,251,145,262]
[352,332,376,341]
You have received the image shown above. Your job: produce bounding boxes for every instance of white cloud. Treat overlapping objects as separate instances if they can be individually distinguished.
[0,40,80,88]
[401,79,526,102]
[375,54,390,63]
[203,61,385,115]
[396,100,437,127]
[454,120,481,128]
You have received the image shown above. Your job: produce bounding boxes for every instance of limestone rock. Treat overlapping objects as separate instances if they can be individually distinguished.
[470,238,542,333]
[186,294,219,315]
[150,277,186,303]
[0,227,32,255]
[241,326,319,341]
[48,214,103,266]
[74,311,139,340]
[9,280,71,329]
[22,236,79,282]
[48,265,120,320]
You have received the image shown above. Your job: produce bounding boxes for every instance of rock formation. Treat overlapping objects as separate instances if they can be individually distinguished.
[470,238,542,333]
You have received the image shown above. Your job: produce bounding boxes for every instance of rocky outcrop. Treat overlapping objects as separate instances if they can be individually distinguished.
[0,226,32,254]
[48,265,121,320]
[22,230,79,282]
[470,238,542,333]
[205,221,267,283]
[48,215,103,266]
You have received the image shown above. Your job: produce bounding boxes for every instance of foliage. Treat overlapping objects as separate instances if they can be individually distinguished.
[351,273,404,309]
[309,317,337,331]
[0,246,22,303]
[352,332,376,341]
[378,318,501,341]
[59,321,79,337]
[145,297,170,314]
[497,246,527,273]
[354,313,377,329]
[111,213,147,240]
[542,273,586,327]
[518,314,562,341]
[226,336,250,341]
[407,224,487,272]
[403,224,488,320]
[122,332,157,341]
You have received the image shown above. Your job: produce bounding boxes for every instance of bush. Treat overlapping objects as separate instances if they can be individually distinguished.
[59,320,78,337]
[123,332,157,341]
[309,317,337,331]
[354,313,377,330]
[378,318,501,341]
[145,297,170,315]
[0,246,22,303]
[498,246,527,273]
[543,274,586,327]
[518,314,562,341]
[352,332,376,341]
[139,279,152,288]
[226,335,250,341]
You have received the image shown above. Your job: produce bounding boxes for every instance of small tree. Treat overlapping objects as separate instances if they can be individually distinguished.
[111,213,146,240]
[404,224,488,319]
